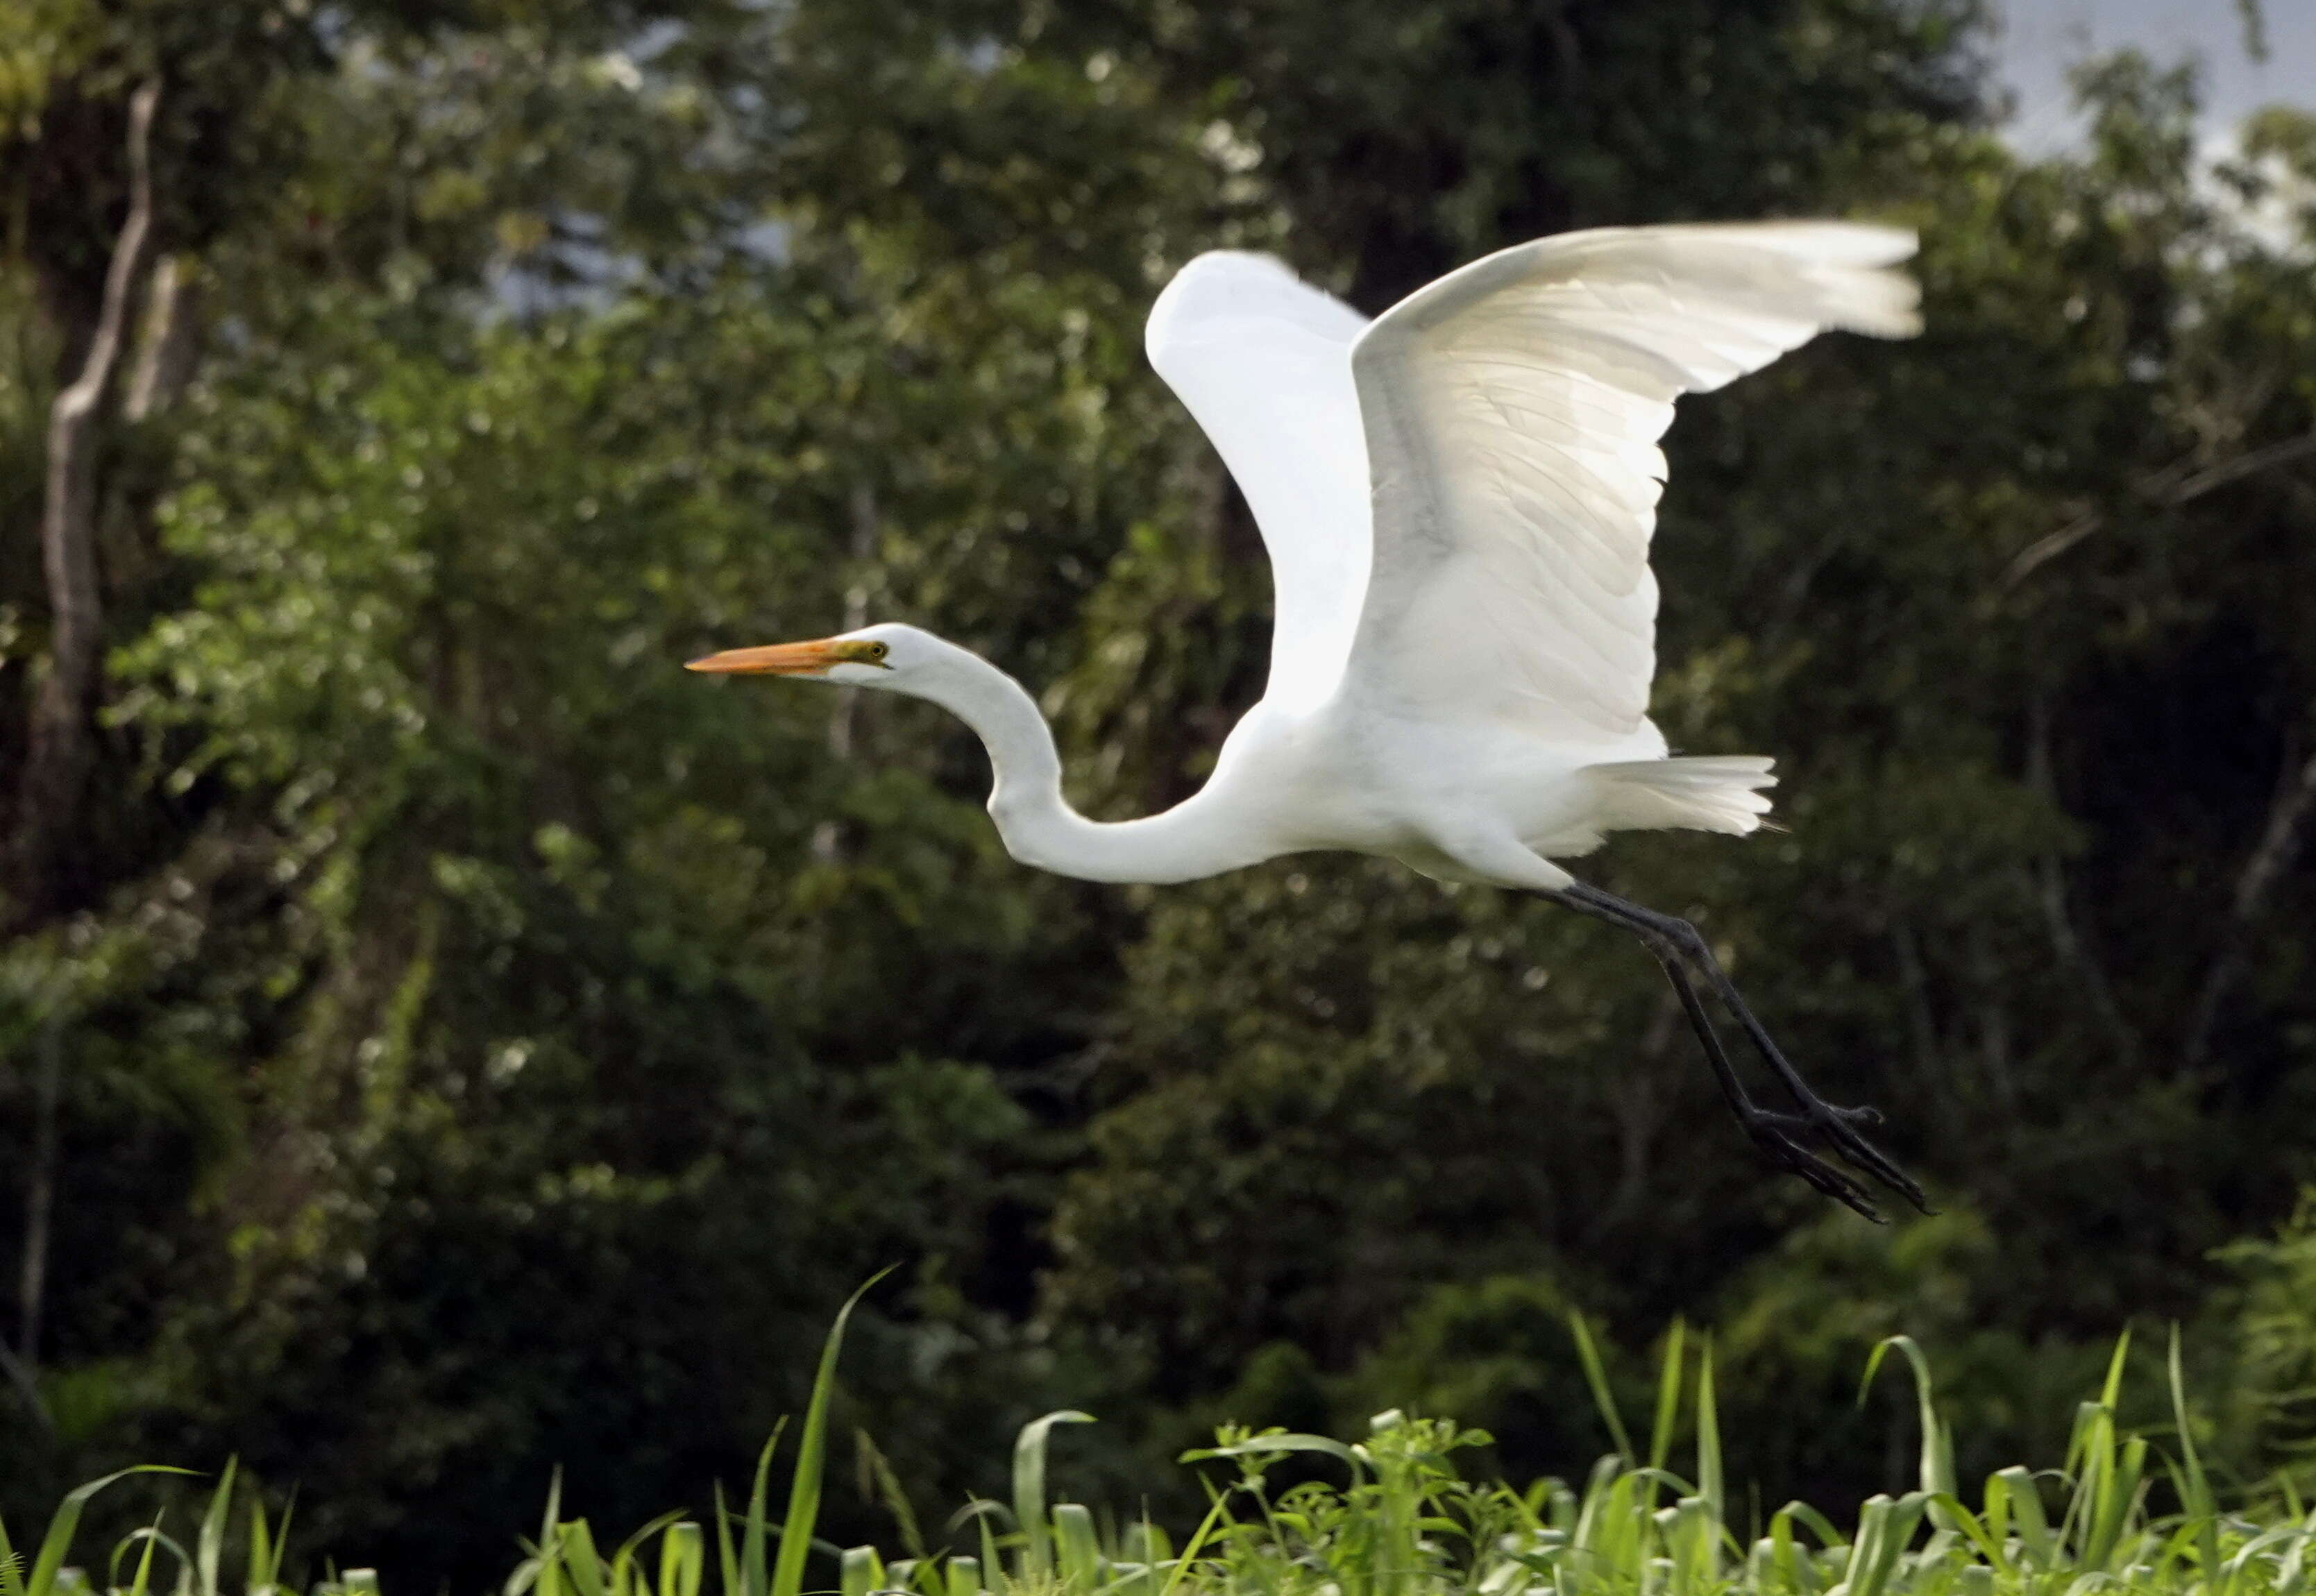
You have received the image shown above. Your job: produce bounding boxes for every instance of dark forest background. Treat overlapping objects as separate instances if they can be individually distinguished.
[8,0,2316,1586]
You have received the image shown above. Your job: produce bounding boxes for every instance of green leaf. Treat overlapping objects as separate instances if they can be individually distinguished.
[1861,1336,1958,1527]
[1694,1334,1724,1578]
[1566,1312,1635,1463]
[1051,1504,1099,1590]
[24,1468,190,1596]
[712,1484,740,1596]
[1177,1434,1352,1468]
[771,1270,893,1596]
[196,1459,235,1596]
[658,1523,703,1596]
[1648,1319,1685,1474]
[741,1420,788,1596]
[1013,1411,1097,1581]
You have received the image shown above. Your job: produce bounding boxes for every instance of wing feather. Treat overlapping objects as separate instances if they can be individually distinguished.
[1345,221,1920,744]
[1145,252,1373,711]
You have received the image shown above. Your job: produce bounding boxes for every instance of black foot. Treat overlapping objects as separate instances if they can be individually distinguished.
[1545,881,1934,1220]
[1739,1105,1887,1222]
[1752,1097,1930,1221]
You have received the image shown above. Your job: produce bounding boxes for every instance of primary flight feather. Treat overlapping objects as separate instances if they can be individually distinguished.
[691,220,1928,1219]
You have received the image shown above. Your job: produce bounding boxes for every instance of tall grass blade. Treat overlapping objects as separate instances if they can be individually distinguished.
[258,1490,296,1596]
[1925,1493,2007,1567]
[607,1513,686,1596]
[1861,1336,1958,1531]
[771,1271,892,1596]
[562,1520,608,1596]
[2100,1329,2132,1412]
[742,1423,786,1596]
[10,1315,2297,1596]
[1013,1412,1096,1582]
[976,1505,1003,1595]
[838,1547,881,1596]
[1648,1320,1687,1472]
[1155,1489,1236,1596]
[2170,1324,2222,1579]
[1696,1334,1725,1574]
[660,1524,704,1596]
[1777,1501,1844,1553]
[1843,1493,1929,1596]
[1994,1466,2054,1570]
[1051,1504,1100,1591]
[2081,1434,2147,1571]
[1765,1508,1801,1595]
[1567,1313,1636,1463]
[1178,1434,1355,1469]
[119,1513,168,1596]
[2059,1337,2136,1573]
[24,1468,189,1596]
[713,1483,741,1596]
[537,1470,568,1596]
[195,1460,235,1596]
[250,1502,271,1596]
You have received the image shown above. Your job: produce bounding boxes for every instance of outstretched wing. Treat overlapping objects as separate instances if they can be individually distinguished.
[1344,222,1920,745]
[1146,252,1373,711]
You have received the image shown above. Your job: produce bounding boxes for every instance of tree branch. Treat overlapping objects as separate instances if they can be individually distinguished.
[0,1332,52,1436]
[2033,854,2140,1065]
[2022,690,2140,1066]
[2183,737,2316,1071]
[124,252,199,422]
[6,79,161,922]
[2002,430,2316,588]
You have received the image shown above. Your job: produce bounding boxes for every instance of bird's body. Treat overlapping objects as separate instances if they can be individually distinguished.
[910,633,1696,887]
[692,219,1932,1217]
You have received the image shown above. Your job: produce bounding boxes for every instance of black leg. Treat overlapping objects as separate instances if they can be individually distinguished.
[1616,916,1891,1220]
[1539,881,1929,1218]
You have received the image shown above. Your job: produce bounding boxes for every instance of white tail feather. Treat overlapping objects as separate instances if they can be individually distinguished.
[1583,755,1778,838]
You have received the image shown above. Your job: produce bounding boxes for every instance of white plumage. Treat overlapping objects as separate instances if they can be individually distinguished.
[691,220,1929,1217]
[1348,224,1919,745]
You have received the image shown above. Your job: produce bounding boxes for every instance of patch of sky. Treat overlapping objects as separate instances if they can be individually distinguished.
[1994,0,2313,256]
[1995,0,2307,152]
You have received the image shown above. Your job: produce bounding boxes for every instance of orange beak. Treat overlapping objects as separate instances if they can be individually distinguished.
[686,638,878,677]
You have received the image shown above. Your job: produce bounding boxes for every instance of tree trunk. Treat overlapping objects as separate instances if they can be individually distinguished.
[6,80,160,925]
[0,1017,62,1434]
[17,1018,62,1370]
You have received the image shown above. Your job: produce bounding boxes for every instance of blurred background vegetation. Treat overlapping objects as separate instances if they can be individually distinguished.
[5,0,2316,1585]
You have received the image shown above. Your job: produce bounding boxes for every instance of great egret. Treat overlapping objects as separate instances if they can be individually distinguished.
[691,221,1928,1219]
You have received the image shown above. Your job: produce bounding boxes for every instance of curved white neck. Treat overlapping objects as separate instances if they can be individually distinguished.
[905,645,1276,885]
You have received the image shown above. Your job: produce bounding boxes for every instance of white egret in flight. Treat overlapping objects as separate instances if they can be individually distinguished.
[692,221,1928,1219]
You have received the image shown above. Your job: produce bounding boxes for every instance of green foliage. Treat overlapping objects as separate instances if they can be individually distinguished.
[2214,1193,2316,1505]
[6,0,2316,1584]
[1045,52,2316,1509]
[18,1326,2316,1596]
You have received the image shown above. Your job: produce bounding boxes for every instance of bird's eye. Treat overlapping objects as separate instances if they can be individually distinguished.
[865,643,888,660]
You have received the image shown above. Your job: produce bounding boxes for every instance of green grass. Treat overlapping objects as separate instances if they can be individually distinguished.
[6,1309,2311,1596]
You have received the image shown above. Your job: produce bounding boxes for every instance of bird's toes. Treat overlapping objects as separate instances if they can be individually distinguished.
[1818,1121,1932,1214]
[1744,1117,1886,1223]
[1793,1156,1888,1224]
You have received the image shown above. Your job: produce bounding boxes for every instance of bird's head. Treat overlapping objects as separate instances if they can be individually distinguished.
[686,622,948,693]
